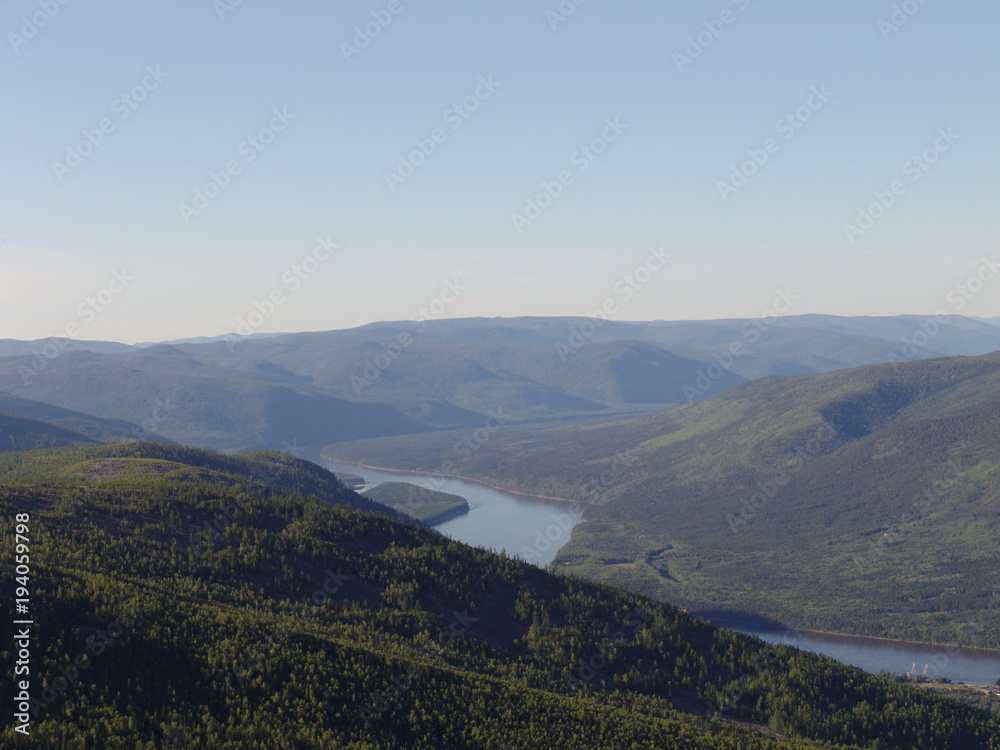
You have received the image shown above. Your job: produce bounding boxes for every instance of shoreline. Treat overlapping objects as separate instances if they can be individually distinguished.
[709,616,1000,658]
[420,504,472,526]
[321,454,585,507]
[323,453,1000,667]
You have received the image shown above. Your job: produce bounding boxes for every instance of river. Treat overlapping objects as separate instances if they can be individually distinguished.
[323,459,1000,686]
[323,460,584,567]
[721,620,1000,687]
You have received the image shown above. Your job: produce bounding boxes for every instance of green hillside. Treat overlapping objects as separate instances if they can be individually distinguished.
[362,481,470,524]
[0,391,168,444]
[2,443,997,748]
[0,349,427,456]
[0,412,96,452]
[325,353,1000,648]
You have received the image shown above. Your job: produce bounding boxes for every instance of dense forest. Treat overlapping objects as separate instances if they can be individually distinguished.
[327,353,1000,649]
[1,442,997,748]
[360,481,470,524]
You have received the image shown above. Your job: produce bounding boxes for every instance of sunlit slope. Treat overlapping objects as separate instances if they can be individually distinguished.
[0,441,996,748]
[327,353,1000,647]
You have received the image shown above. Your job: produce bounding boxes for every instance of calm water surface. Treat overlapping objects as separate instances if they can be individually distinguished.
[323,460,583,567]
[324,460,1000,685]
[726,621,1000,687]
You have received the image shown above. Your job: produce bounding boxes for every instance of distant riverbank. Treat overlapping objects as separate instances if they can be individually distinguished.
[709,615,1000,657]
[709,616,1000,686]
[321,453,582,505]
[322,457,1000,685]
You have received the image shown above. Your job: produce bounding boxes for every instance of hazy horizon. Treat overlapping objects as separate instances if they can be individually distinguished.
[3,1,998,342]
[3,310,1000,348]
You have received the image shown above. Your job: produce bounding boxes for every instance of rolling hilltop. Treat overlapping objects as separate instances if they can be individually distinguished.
[1,442,996,748]
[326,351,1000,648]
[2,315,1000,457]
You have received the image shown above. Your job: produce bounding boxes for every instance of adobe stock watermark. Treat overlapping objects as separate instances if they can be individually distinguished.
[233,567,351,684]
[8,0,72,53]
[702,625,805,723]
[843,127,959,244]
[579,450,637,504]
[225,236,336,349]
[555,245,670,361]
[516,503,585,566]
[878,0,931,40]
[725,421,839,533]
[852,459,965,572]
[683,288,799,401]
[886,255,1000,366]
[350,408,507,522]
[361,608,479,725]
[385,75,501,192]
[178,108,295,223]
[127,397,179,440]
[716,85,833,202]
[392,483,457,520]
[563,606,654,691]
[518,450,635,566]
[349,278,467,393]
[214,0,247,22]
[673,0,753,73]
[546,0,587,31]
[18,268,136,386]
[27,604,146,722]
[341,0,404,63]
[186,439,307,556]
[52,66,169,183]
[511,117,627,233]
[445,408,506,468]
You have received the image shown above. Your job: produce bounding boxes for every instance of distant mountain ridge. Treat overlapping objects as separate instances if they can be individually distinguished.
[0,412,97,452]
[0,391,169,445]
[0,337,132,358]
[0,315,998,456]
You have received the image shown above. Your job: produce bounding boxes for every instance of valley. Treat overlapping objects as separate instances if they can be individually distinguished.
[325,459,1000,687]
[9,7,1000,744]
[324,345,1000,650]
[3,317,1000,746]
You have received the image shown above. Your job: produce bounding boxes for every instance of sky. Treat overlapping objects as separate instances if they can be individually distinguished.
[2,0,999,344]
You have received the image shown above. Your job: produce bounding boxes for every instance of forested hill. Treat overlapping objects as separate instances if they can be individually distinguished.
[326,351,1000,648]
[0,412,97,452]
[1,442,997,748]
[0,391,170,446]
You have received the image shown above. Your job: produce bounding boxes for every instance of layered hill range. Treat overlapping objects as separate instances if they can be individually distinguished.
[327,350,1000,649]
[0,392,170,452]
[2,314,999,457]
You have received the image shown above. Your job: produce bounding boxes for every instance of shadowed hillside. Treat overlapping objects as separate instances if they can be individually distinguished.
[0,442,996,748]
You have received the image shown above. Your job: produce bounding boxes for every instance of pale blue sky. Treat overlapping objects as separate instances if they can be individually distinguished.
[2,0,998,343]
